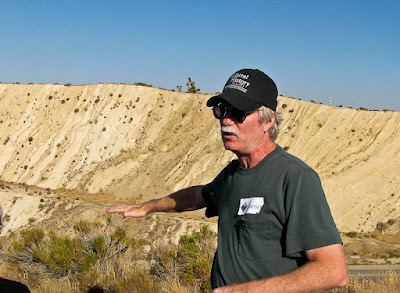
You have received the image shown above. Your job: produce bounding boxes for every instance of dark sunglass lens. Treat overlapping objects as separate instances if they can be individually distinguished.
[213,106,225,119]
[231,107,247,121]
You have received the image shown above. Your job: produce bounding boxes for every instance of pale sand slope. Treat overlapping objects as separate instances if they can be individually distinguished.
[0,83,399,234]
[0,184,217,245]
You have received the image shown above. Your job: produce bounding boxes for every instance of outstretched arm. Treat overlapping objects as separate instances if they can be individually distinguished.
[212,243,348,293]
[106,185,206,218]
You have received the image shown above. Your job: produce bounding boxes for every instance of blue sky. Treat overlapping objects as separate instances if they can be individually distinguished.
[1,0,399,111]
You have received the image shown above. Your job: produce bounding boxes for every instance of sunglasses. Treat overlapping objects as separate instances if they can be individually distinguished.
[212,104,259,122]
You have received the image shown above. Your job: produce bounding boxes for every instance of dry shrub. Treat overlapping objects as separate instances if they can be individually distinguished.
[0,221,140,291]
[329,272,400,293]
[27,278,80,293]
[6,230,91,277]
[2,222,399,292]
[1,224,217,292]
[151,225,216,292]
[113,267,162,293]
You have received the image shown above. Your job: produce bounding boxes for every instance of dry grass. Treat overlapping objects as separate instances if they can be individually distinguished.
[1,266,399,293]
[330,272,400,293]
[1,222,399,292]
[0,222,216,293]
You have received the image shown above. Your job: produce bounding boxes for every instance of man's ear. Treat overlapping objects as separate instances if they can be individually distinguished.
[263,115,275,133]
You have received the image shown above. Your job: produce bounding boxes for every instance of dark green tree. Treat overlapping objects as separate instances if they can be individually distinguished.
[186,77,200,93]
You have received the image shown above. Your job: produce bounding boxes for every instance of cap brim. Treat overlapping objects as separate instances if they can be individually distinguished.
[206,91,262,112]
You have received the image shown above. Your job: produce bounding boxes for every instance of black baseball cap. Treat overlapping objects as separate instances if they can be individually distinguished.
[207,69,278,112]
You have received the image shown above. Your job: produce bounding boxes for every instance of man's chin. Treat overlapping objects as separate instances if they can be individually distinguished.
[222,141,237,151]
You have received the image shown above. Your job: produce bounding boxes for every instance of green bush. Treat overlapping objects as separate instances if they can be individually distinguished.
[73,219,91,234]
[91,235,107,259]
[134,82,153,87]
[111,226,127,242]
[1,223,217,292]
[178,226,215,292]
[178,234,200,259]
[20,228,45,248]
[389,250,400,258]
[5,222,132,278]
[152,226,215,292]
[186,77,200,93]
[347,231,358,238]
[43,233,86,275]
[376,221,388,232]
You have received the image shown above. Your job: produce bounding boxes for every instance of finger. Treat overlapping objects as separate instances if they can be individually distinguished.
[107,206,127,213]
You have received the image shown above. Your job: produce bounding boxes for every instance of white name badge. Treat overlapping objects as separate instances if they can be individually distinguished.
[237,197,264,215]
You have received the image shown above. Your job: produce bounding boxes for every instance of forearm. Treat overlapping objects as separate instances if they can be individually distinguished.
[107,185,206,218]
[144,185,206,214]
[213,244,348,293]
[214,263,345,293]
[252,260,346,293]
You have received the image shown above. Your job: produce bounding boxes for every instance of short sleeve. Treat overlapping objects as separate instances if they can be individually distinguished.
[201,160,239,218]
[284,167,342,257]
[202,183,219,218]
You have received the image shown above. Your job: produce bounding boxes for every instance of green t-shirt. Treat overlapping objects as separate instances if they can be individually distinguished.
[202,145,342,289]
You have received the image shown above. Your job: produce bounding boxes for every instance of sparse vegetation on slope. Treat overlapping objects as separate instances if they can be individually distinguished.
[1,222,399,293]
[0,221,216,292]
[0,84,399,233]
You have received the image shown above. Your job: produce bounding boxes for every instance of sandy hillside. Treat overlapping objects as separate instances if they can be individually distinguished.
[0,83,399,237]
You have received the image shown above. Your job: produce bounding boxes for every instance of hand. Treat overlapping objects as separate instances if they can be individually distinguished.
[106,204,148,218]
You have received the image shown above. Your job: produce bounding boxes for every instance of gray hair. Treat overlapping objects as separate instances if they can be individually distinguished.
[258,106,283,141]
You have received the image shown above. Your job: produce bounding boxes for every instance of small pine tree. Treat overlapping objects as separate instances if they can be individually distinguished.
[186,77,200,93]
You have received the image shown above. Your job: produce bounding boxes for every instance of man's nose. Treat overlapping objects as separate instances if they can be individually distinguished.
[220,115,236,125]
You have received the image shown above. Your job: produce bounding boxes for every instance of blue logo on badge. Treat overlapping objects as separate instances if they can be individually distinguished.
[241,202,248,212]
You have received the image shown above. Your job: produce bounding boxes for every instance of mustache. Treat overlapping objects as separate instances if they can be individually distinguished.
[221,126,239,137]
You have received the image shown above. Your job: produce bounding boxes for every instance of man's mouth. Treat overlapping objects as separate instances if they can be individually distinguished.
[222,131,235,136]
[221,126,238,138]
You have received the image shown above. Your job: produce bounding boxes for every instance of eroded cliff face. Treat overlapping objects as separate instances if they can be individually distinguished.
[276,101,400,232]
[0,84,229,198]
[0,83,399,233]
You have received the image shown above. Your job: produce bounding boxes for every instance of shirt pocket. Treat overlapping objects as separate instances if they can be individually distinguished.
[235,219,271,261]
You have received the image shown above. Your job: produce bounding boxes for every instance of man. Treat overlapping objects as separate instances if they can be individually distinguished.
[107,69,348,292]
